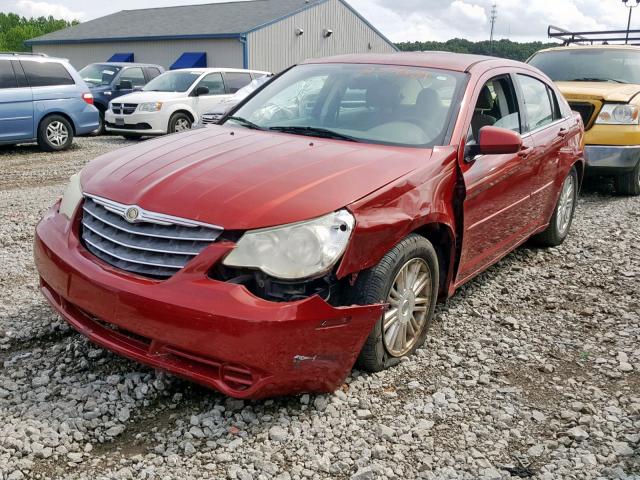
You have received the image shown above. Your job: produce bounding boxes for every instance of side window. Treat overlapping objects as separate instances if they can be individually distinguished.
[119,67,146,88]
[21,61,75,87]
[225,72,252,94]
[547,86,563,121]
[196,73,226,95]
[145,67,161,81]
[469,75,521,142]
[0,61,17,89]
[517,74,555,132]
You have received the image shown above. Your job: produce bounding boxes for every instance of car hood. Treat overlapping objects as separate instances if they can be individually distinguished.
[81,126,431,230]
[110,91,186,103]
[556,81,640,103]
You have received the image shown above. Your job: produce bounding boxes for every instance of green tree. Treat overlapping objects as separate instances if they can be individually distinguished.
[396,38,559,62]
[0,13,79,52]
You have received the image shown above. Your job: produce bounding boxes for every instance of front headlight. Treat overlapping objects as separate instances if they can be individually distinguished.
[59,172,83,219]
[596,104,640,125]
[223,210,355,280]
[138,102,163,112]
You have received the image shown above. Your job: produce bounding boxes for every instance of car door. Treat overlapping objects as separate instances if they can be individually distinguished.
[0,60,33,142]
[191,72,230,116]
[456,72,538,283]
[514,73,575,222]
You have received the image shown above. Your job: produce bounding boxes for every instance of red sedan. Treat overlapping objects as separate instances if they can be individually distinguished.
[34,53,584,398]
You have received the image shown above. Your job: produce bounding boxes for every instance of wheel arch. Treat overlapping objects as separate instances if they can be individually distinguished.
[170,109,195,123]
[411,222,456,299]
[38,111,76,135]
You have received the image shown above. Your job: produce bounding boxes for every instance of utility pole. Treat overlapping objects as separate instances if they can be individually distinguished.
[623,0,640,44]
[489,4,498,53]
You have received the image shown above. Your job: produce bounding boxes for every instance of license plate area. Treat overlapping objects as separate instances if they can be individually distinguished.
[115,117,125,126]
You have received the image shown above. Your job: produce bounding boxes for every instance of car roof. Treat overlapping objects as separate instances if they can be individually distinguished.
[0,53,68,63]
[169,68,271,74]
[90,62,163,67]
[303,52,527,73]
[536,44,640,54]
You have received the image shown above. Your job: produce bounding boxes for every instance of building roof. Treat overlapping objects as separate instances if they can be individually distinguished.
[26,0,326,45]
[24,0,393,45]
[306,52,525,73]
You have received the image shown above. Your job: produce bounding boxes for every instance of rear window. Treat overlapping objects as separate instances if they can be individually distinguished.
[22,61,75,87]
[225,72,252,93]
[0,61,17,89]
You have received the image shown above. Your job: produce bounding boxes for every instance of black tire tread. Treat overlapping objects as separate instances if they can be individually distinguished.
[614,162,640,196]
[354,234,439,372]
[37,114,73,152]
[533,166,578,247]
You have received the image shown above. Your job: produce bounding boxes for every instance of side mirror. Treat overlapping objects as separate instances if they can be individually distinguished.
[194,86,210,96]
[117,80,133,90]
[478,126,523,155]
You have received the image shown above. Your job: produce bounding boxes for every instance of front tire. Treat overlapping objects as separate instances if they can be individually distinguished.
[353,234,439,372]
[533,166,578,247]
[37,115,73,151]
[614,162,640,196]
[168,112,192,134]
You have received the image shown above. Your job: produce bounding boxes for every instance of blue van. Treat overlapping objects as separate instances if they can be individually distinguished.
[0,53,99,151]
[78,62,164,134]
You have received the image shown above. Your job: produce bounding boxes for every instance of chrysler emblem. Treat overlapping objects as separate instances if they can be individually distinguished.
[124,206,141,223]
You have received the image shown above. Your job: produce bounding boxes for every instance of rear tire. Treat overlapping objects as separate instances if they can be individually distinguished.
[352,234,439,372]
[168,112,192,134]
[95,110,106,135]
[614,162,640,196]
[37,115,73,152]
[533,166,578,247]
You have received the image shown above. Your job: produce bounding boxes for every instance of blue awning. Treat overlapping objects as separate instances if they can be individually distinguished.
[108,52,134,62]
[170,52,207,70]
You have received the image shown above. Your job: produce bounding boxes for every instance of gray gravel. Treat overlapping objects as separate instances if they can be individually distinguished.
[1,137,639,480]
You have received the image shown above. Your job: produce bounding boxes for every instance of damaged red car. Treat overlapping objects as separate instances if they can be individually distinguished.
[34,53,584,399]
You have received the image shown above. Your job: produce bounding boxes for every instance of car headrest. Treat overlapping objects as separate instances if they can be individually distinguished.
[366,79,399,111]
[476,85,494,111]
[416,88,441,112]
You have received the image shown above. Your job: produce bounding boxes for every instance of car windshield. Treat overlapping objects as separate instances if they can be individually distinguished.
[79,64,122,86]
[225,63,466,148]
[143,70,202,92]
[529,49,640,84]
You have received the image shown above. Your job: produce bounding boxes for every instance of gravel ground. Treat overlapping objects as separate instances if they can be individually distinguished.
[0,136,638,480]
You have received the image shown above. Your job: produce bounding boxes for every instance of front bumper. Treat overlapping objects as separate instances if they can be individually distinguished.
[34,204,383,399]
[584,145,640,174]
[104,110,168,135]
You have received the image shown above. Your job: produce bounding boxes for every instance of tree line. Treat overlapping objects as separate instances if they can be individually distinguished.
[396,38,559,62]
[0,13,78,52]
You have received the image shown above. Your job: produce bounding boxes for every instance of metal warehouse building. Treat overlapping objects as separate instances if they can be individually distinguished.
[25,0,397,73]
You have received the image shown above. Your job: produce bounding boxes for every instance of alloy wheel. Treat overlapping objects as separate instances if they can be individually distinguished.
[556,173,576,235]
[174,118,191,132]
[383,258,432,357]
[46,121,69,147]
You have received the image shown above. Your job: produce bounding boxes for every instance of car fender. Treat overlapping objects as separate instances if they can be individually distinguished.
[337,147,460,295]
[164,101,198,124]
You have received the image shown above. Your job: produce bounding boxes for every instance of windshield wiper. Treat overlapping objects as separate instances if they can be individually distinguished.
[268,126,360,142]
[569,77,628,84]
[226,116,266,131]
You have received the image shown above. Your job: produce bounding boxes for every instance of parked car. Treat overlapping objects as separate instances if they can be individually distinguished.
[528,44,640,195]
[104,68,269,138]
[78,62,164,134]
[35,53,584,398]
[0,53,99,151]
[196,74,273,127]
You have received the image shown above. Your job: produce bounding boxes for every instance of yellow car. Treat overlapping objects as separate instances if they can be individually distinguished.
[528,45,640,195]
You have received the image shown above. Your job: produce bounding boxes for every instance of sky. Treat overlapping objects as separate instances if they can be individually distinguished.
[1,0,639,43]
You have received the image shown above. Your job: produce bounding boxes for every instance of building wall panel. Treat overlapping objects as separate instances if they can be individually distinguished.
[247,0,396,72]
[33,39,244,70]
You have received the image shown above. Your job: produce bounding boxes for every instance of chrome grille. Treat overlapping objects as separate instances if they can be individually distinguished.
[111,103,138,115]
[202,113,223,125]
[81,195,223,279]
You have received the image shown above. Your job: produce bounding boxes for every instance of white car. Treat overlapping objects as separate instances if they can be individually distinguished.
[197,75,273,127]
[104,68,269,138]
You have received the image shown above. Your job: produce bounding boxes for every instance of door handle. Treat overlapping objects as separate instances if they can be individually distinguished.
[518,146,532,158]
[557,128,568,138]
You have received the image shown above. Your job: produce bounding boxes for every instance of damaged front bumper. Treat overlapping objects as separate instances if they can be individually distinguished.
[34,204,384,399]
